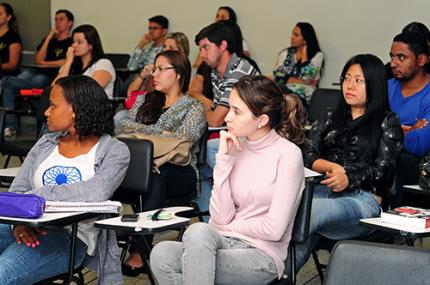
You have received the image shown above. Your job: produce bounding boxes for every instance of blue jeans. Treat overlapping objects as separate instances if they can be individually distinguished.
[2,70,51,129]
[289,185,381,272]
[195,138,219,222]
[151,223,278,285]
[113,109,128,135]
[0,224,87,285]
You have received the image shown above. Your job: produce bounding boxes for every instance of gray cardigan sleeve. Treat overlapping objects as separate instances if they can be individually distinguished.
[10,138,130,202]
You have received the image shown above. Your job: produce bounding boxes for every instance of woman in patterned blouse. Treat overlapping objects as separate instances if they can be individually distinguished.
[273,22,323,107]
[120,50,206,275]
[293,54,403,273]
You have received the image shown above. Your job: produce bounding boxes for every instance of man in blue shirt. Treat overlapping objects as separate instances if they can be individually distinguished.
[388,31,430,158]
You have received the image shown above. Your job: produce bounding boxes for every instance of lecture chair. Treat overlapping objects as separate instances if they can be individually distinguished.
[112,137,157,283]
[112,137,202,284]
[0,108,41,168]
[105,53,131,109]
[174,128,211,222]
[307,88,342,123]
[270,179,316,285]
[323,240,430,285]
[34,137,152,285]
[312,169,400,282]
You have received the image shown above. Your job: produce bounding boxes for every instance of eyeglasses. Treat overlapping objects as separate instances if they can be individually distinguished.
[341,76,365,86]
[151,66,175,74]
[148,26,161,30]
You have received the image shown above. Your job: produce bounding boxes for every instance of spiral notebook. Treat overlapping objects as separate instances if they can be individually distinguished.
[45,200,122,214]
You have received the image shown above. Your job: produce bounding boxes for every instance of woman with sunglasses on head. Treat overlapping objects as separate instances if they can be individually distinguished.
[150,75,305,285]
[292,54,403,273]
[119,50,206,275]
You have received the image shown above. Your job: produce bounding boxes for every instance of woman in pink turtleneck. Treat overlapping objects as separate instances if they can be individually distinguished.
[151,75,305,285]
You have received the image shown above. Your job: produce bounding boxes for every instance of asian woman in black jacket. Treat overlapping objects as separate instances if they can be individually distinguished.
[294,54,403,271]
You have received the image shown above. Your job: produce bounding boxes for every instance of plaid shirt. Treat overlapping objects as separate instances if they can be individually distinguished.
[127,42,163,71]
[211,53,259,108]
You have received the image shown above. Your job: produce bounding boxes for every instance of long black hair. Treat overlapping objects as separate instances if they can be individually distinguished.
[295,22,321,61]
[218,6,237,23]
[55,75,114,138]
[136,50,191,124]
[333,54,388,153]
[0,3,17,32]
[70,24,105,74]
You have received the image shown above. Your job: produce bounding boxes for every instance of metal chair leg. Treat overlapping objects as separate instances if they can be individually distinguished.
[289,244,296,285]
[3,155,11,168]
[312,250,325,282]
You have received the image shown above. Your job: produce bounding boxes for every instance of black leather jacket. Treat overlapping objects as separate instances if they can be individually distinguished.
[303,110,403,197]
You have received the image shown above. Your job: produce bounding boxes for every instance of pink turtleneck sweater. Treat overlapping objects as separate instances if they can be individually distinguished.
[209,129,304,278]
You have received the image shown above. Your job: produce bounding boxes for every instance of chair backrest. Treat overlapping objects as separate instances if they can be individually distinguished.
[291,179,315,244]
[197,129,210,166]
[105,53,130,69]
[324,240,430,285]
[308,88,341,123]
[114,137,153,212]
[0,109,7,147]
[112,76,125,99]
[20,50,35,67]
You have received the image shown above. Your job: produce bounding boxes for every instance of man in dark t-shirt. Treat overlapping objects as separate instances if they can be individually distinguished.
[34,33,72,79]
[2,9,74,137]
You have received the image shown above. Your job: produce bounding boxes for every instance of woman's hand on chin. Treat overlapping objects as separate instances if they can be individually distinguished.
[218,130,241,155]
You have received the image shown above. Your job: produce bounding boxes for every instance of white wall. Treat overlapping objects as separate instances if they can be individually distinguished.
[51,0,430,88]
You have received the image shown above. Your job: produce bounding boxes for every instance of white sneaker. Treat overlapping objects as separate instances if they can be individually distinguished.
[4,128,16,138]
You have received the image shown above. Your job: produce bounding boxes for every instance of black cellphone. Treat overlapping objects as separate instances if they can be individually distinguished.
[121,214,139,222]
[313,175,328,183]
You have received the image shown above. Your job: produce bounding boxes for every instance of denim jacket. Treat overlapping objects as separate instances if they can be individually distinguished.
[10,132,130,285]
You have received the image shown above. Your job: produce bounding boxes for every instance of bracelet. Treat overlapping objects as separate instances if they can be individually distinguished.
[138,72,145,79]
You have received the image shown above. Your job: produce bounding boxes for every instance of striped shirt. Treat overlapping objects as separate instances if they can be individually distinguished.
[211,53,259,108]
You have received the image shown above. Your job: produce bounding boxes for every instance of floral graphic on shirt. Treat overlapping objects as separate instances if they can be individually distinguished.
[42,165,82,185]
[273,47,323,104]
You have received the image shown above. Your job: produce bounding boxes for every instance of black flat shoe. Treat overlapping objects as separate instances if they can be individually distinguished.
[121,263,145,277]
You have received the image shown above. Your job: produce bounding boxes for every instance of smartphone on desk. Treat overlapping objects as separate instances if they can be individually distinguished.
[121,214,139,222]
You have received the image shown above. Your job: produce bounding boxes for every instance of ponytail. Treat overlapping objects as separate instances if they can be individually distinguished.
[278,94,306,146]
[234,75,306,147]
